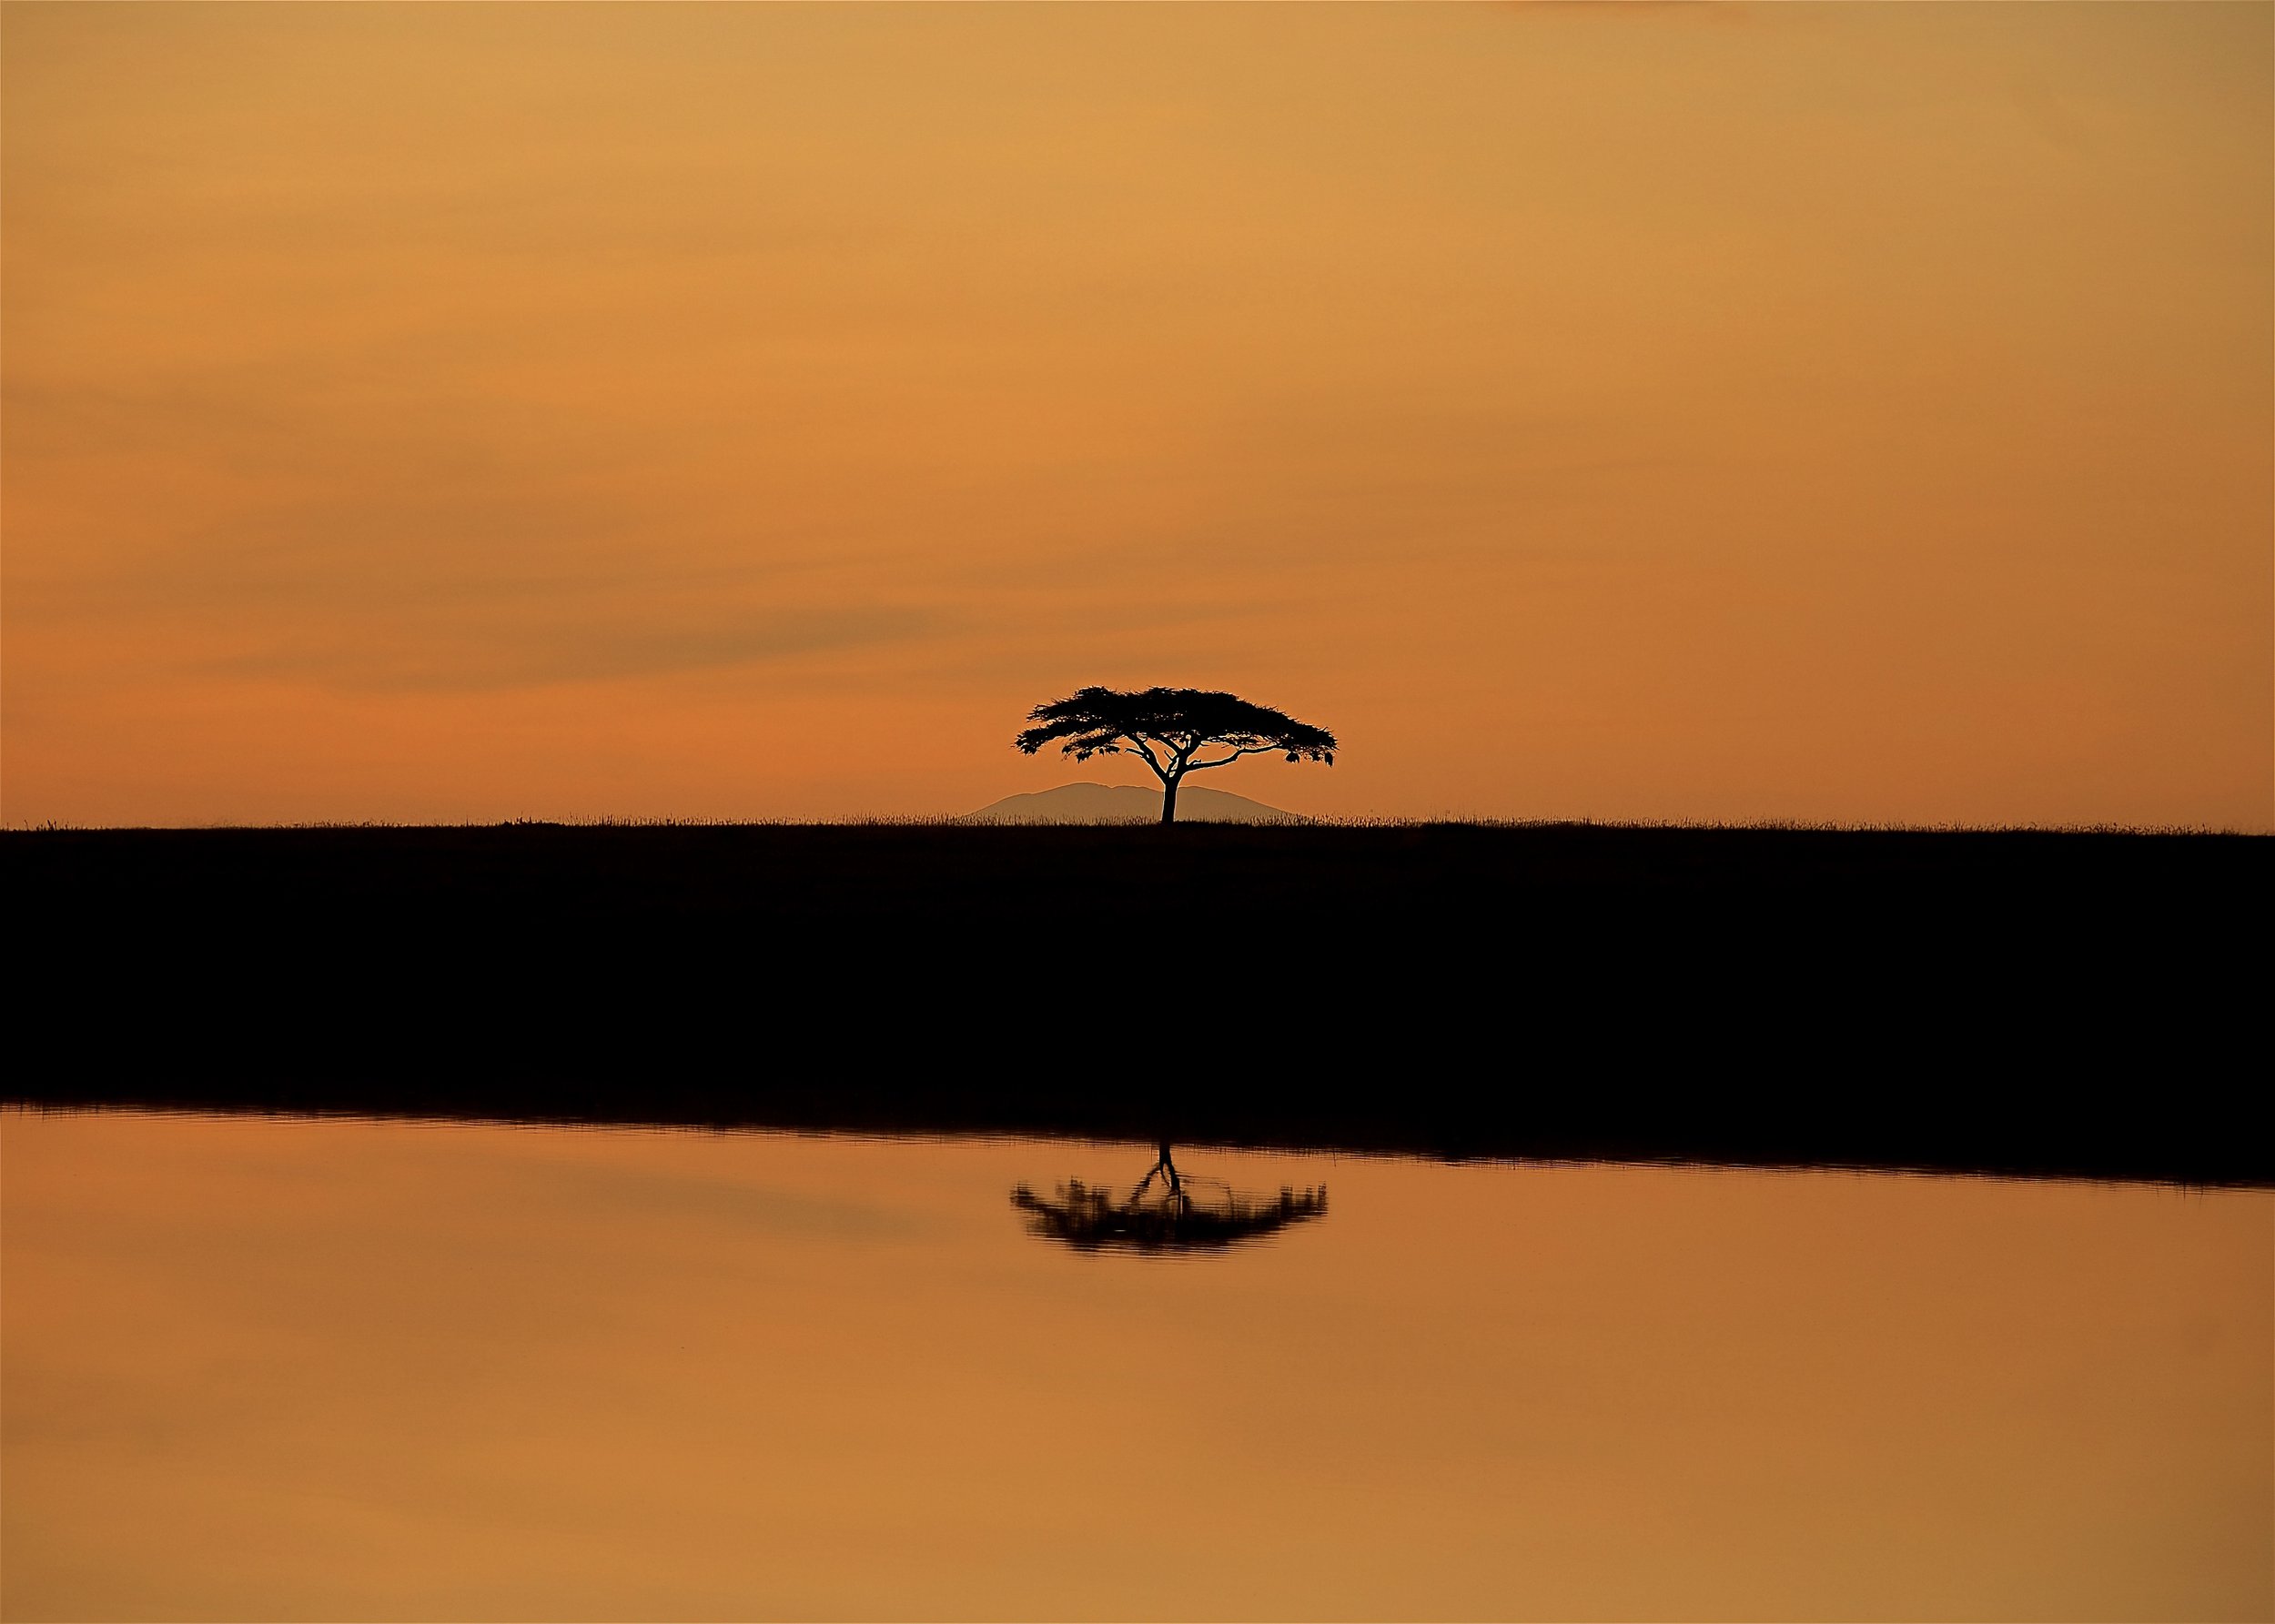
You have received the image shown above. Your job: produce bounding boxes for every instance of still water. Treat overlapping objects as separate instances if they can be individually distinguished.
[3,1110,2268,1621]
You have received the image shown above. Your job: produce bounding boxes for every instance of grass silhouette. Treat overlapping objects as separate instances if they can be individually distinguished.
[5,821,2266,1185]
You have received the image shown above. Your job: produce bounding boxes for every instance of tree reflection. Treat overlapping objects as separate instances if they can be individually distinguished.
[1011,1143,1328,1255]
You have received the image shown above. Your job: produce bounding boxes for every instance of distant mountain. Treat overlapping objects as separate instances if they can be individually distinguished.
[962,782,1302,824]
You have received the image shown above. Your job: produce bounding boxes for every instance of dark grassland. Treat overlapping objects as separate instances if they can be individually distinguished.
[5,822,2266,1185]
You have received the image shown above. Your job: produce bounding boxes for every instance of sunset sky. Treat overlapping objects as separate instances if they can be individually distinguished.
[5,3,2269,827]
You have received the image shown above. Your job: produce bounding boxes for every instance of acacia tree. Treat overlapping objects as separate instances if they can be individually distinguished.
[1013,685,1337,824]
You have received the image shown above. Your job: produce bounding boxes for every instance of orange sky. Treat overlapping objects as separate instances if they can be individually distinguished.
[4,4,2269,826]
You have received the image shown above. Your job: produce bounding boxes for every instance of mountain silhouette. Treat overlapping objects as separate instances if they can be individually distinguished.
[962,782,1301,824]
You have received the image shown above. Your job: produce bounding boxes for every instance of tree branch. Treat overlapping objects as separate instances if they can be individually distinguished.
[1184,746,1274,772]
[1123,735,1168,782]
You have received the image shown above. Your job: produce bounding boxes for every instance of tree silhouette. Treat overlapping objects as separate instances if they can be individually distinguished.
[1013,685,1336,823]
[1010,1144,1329,1256]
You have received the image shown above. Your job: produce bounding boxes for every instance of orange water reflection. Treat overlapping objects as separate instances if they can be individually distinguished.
[3,1110,2268,1620]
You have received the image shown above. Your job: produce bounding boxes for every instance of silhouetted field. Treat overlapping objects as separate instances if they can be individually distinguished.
[5,822,2266,1185]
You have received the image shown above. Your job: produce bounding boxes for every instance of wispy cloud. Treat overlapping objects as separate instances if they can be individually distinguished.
[201,605,940,692]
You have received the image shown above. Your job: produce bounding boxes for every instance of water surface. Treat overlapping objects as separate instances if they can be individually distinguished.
[3,1110,2267,1620]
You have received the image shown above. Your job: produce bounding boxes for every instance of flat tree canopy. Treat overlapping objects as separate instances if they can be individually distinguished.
[1013,685,1336,823]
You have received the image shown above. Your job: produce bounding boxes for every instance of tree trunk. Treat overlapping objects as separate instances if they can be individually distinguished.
[1160,775,1180,824]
